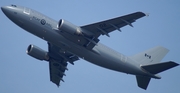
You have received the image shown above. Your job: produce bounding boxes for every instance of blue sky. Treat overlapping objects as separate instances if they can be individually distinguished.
[0,0,180,93]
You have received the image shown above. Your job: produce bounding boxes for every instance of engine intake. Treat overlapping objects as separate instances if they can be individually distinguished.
[26,44,49,61]
[58,19,82,35]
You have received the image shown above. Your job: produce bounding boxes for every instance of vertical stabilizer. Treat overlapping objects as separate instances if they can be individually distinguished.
[130,46,169,65]
[132,46,179,90]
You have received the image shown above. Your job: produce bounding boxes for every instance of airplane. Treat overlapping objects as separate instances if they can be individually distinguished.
[1,4,179,90]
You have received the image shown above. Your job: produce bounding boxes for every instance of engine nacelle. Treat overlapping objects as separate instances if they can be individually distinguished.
[58,19,82,35]
[26,44,49,61]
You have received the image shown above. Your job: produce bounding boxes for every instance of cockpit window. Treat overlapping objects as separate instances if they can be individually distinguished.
[11,4,17,7]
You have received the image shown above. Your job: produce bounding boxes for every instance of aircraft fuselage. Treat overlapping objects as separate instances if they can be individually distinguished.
[1,5,155,78]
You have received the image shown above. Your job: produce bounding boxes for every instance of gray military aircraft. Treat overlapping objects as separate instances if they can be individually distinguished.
[1,5,179,90]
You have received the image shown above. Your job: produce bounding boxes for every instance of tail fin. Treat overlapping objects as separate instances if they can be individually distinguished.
[130,46,169,64]
[132,46,179,90]
[136,61,179,90]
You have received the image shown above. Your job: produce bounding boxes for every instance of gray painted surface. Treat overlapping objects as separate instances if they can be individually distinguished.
[1,5,179,90]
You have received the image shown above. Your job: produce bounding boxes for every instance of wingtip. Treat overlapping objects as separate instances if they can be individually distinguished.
[137,12,149,17]
[174,62,179,66]
[140,12,149,17]
[175,63,179,66]
[145,13,150,17]
[56,83,60,87]
[138,84,148,90]
[169,61,179,66]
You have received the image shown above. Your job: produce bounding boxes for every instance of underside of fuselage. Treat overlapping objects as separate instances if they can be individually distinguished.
[2,5,179,90]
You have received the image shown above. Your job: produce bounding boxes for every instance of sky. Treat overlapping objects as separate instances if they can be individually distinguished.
[0,0,180,93]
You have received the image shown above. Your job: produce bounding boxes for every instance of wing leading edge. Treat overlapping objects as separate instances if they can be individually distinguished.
[81,12,146,38]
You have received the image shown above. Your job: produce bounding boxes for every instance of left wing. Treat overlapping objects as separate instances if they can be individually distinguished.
[48,43,79,86]
[81,12,146,38]
[49,58,67,86]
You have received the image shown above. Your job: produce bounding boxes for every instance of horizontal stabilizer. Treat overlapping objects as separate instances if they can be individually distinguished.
[141,61,179,74]
[136,76,151,90]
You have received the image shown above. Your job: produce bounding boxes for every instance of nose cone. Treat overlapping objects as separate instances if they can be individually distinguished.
[1,6,13,17]
[1,6,7,13]
[1,5,20,21]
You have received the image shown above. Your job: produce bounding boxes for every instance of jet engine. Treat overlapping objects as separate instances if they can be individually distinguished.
[57,19,82,35]
[26,44,49,61]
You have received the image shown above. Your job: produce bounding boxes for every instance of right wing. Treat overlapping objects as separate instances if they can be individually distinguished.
[79,12,146,49]
[56,12,146,50]
[48,42,79,86]
[81,12,146,38]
